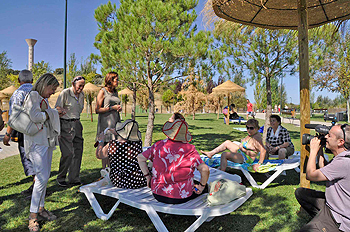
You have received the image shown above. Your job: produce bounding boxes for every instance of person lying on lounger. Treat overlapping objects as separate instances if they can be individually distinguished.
[96,119,147,189]
[201,119,266,172]
[137,115,210,204]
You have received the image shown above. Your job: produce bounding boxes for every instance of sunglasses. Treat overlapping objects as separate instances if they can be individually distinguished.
[246,126,255,130]
[341,124,348,140]
[73,76,85,83]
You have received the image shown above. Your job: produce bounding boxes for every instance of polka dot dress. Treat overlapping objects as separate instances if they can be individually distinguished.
[108,140,147,189]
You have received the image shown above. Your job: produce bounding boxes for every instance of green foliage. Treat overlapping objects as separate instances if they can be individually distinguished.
[0,51,12,89]
[213,24,298,112]
[67,53,78,84]
[6,73,19,87]
[54,68,64,75]
[32,61,52,82]
[162,89,175,109]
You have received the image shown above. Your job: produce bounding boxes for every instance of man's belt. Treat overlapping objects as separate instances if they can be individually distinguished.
[60,118,80,122]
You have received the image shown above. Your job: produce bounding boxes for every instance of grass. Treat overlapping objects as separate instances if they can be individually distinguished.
[0,113,326,231]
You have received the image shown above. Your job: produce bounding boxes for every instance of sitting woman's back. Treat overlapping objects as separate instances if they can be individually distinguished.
[108,139,146,188]
[96,119,146,189]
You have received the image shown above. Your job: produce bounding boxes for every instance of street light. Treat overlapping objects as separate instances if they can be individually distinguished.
[63,0,67,89]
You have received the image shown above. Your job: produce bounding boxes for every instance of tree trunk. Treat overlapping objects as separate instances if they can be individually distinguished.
[217,105,220,119]
[132,87,137,120]
[144,80,155,147]
[263,73,272,141]
[347,98,350,123]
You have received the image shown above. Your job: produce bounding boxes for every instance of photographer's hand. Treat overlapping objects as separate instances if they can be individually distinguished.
[310,137,321,154]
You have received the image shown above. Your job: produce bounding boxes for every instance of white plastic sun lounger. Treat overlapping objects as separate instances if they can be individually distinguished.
[227,152,300,189]
[79,167,253,232]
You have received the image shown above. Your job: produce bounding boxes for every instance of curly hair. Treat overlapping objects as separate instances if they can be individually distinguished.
[104,72,118,90]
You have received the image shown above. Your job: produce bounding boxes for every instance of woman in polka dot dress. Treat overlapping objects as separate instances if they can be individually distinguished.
[96,119,146,188]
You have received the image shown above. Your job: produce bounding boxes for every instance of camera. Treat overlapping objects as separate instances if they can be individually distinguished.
[302,124,332,146]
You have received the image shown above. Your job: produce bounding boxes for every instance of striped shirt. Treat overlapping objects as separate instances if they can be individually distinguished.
[9,83,33,115]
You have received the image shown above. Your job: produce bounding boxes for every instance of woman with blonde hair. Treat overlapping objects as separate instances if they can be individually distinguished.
[25,73,64,232]
[95,71,122,168]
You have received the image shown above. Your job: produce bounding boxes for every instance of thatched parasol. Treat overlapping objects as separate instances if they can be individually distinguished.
[212,80,245,125]
[209,0,350,188]
[83,83,101,94]
[0,86,18,96]
[118,88,134,117]
[83,83,101,122]
[0,92,8,100]
[118,88,133,95]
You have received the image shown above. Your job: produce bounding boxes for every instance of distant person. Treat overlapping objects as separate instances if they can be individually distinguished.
[95,72,122,168]
[295,124,350,231]
[96,119,146,188]
[229,103,239,119]
[55,76,85,187]
[24,73,64,232]
[265,115,294,159]
[201,119,266,172]
[3,70,35,197]
[0,109,4,152]
[138,117,209,204]
[246,99,254,120]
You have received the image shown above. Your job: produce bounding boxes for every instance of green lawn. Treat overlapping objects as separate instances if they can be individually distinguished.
[0,113,325,231]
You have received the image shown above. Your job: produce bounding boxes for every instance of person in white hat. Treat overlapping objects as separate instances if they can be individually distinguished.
[96,119,146,188]
[138,115,209,204]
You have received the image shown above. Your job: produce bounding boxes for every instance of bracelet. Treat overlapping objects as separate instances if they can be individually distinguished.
[98,140,104,145]
[5,132,10,137]
[144,173,151,177]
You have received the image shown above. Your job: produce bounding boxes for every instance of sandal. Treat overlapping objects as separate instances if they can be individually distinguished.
[28,218,40,232]
[38,208,57,221]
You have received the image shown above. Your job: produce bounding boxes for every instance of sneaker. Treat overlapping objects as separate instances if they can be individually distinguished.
[56,179,68,187]
[38,208,57,221]
[69,181,83,186]
[21,184,34,196]
[28,218,40,232]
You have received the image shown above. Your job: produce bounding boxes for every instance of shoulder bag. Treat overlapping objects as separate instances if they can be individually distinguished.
[7,93,46,136]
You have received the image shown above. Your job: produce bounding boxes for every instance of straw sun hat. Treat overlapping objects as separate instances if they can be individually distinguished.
[115,119,142,142]
[162,119,192,143]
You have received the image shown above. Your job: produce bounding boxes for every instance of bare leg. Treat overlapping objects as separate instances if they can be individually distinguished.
[102,158,110,168]
[219,152,245,171]
[201,140,240,158]
[278,148,287,159]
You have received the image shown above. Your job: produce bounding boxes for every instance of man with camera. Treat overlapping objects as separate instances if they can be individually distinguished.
[295,124,350,231]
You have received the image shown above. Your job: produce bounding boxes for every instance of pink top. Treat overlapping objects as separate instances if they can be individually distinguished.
[247,102,253,112]
[142,139,203,199]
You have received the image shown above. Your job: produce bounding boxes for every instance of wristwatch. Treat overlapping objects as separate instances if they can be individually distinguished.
[199,182,206,187]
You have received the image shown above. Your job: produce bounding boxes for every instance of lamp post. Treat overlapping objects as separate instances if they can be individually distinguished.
[63,0,67,89]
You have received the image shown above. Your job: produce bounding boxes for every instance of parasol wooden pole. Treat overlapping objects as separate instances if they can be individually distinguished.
[226,94,230,125]
[298,0,310,188]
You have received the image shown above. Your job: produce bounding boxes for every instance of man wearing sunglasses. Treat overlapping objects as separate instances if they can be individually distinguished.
[295,124,350,231]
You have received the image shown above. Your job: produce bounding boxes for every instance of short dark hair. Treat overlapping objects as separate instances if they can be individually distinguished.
[270,115,281,125]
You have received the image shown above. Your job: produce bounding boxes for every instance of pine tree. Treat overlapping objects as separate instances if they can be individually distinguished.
[94,0,210,145]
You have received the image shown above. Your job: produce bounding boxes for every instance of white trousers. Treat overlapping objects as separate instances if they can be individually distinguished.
[28,144,53,213]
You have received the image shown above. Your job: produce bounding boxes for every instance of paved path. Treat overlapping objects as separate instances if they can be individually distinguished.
[254,113,333,127]
[0,128,19,160]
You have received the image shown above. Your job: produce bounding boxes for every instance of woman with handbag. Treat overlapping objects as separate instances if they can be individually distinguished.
[24,73,64,232]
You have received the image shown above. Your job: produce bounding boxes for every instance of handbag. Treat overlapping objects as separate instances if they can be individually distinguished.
[207,179,246,206]
[7,93,45,136]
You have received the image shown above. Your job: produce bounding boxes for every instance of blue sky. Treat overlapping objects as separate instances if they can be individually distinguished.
[0,0,339,104]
